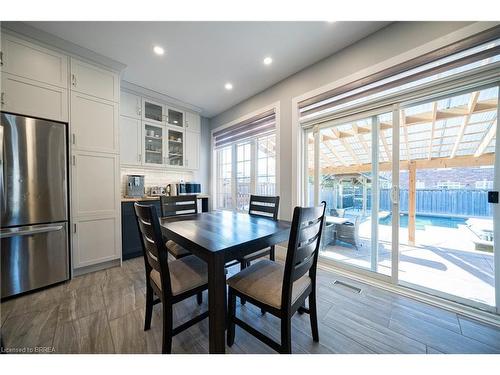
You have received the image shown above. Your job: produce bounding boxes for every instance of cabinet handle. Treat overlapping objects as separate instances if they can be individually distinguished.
[73,223,77,233]
[71,74,77,87]
[0,51,4,66]
[0,92,4,106]
[72,133,76,145]
[72,155,76,166]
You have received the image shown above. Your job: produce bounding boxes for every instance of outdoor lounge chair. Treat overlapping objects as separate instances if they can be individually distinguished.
[336,215,361,250]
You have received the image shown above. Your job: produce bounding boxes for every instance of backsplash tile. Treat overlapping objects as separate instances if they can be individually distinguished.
[120,167,194,197]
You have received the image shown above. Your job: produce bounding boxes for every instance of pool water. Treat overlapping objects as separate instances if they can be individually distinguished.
[379,214,466,230]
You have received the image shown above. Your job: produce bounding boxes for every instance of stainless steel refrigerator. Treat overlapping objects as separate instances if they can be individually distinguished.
[1,113,69,298]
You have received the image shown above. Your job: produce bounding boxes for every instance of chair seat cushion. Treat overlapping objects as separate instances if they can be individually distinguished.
[150,255,207,296]
[166,240,191,258]
[227,259,311,309]
[240,247,271,261]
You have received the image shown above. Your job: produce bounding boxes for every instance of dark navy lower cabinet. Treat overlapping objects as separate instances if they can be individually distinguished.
[121,200,161,260]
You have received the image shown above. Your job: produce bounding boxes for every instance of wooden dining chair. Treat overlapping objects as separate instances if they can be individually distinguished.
[228,195,279,270]
[134,202,209,354]
[159,195,198,260]
[226,202,326,354]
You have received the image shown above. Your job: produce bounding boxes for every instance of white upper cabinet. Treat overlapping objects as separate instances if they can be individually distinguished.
[166,107,184,128]
[142,98,165,125]
[120,116,142,166]
[71,91,119,154]
[1,73,68,122]
[185,111,201,133]
[71,58,119,102]
[120,91,142,119]
[1,34,68,88]
[185,130,200,170]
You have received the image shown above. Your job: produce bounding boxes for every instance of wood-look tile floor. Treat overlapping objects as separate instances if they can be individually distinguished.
[2,257,500,354]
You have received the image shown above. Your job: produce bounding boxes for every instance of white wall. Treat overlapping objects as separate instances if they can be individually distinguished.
[209,21,486,220]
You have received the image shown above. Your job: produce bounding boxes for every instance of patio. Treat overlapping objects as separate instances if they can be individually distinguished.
[321,215,495,307]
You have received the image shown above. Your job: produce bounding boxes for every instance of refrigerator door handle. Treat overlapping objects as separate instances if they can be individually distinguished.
[0,224,64,238]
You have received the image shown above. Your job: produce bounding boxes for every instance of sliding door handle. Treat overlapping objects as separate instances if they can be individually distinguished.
[487,191,498,204]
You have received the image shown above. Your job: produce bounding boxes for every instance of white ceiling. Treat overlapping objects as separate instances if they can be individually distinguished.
[24,21,389,117]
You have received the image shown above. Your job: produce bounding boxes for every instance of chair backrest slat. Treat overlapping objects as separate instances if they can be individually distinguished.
[248,195,280,220]
[134,202,172,295]
[281,202,326,309]
[160,195,198,217]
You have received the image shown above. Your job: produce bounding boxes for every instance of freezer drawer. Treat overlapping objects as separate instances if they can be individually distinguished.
[1,222,69,298]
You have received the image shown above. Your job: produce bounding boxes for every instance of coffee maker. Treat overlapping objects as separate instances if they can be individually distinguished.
[126,175,145,197]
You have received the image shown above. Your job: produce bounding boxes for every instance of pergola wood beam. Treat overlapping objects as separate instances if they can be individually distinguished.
[474,117,497,157]
[402,109,411,161]
[380,129,392,161]
[352,124,370,156]
[331,128,361,165]
[428,102,438,160]
[450,91,480,159]
[321,138,349,167]
[315,153,494,175]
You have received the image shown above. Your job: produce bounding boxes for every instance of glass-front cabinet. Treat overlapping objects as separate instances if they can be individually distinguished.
[143,123,164,165]
[167,108,184,127]
[142,98,165,125]
[167,128,184,166]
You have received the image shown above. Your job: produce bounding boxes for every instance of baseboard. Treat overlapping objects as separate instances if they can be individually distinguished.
[72,258,121,277]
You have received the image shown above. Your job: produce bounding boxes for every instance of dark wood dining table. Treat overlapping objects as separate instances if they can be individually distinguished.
[160,210,291,353]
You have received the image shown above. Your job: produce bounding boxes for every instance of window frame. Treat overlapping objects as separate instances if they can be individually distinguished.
[211,103,280,213]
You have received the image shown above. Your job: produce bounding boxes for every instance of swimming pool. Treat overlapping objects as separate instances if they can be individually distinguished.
[379,214,467,230]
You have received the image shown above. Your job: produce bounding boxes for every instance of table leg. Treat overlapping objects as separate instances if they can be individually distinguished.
[208,252,226,354]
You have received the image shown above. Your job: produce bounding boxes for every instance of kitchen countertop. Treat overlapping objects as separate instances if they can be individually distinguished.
[121,194,210,202]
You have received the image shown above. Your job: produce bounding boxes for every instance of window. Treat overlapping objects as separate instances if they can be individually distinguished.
[216,146,232,209]
[213,109,278,211]
[256,134,277,196]
[475,180,494,189]
[236,143,252,211]
[437,181,462,189]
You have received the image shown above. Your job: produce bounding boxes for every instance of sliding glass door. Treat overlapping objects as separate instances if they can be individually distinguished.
[312,109,393,278]
[304,84,499,312]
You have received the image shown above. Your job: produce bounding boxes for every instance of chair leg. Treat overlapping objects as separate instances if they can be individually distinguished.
[297,302,306,315]
[309,291,319,342]
[240,261,247,305]
[162,303,173,354]
[227,288,236,347]
[196,291,203,305]
[144,285,154,331]
[270,246,275,261]
[280,316,292,354]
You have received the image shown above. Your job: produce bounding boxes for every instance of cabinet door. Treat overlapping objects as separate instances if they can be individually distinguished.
[143,123,165,166]
[1,73,68,122]
[1,34,68,88]
[142,98,165,125]
[120,91,141,119]
[185,130,200,170]
[166,128,184,167]
[119,116,142,165]
[166,107,184,128]
[71,91,119,154]
[71,58,119,102]
[72,152,120,217]
[185,112,201,133]
[73,216,120,268]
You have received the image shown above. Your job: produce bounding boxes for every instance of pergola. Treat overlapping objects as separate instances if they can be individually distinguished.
[309,87,498,244]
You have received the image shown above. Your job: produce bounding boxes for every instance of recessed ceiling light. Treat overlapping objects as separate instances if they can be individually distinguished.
[153,45,165,55]
[263,57,273,65]
[225,82,233,90]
